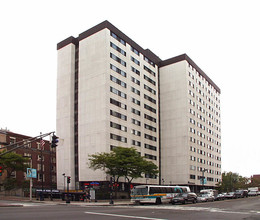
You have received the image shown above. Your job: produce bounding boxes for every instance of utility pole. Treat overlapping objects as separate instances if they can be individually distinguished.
[50,135,53,201]
[29,157,33,202]
[40,133,44,201]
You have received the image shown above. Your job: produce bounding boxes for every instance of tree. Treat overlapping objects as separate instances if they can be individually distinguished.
[0,152,29,190]
[89,147,159,187]
[217,172,249,192]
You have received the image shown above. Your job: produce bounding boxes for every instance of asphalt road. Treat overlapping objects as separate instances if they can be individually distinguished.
[0,196,260,220]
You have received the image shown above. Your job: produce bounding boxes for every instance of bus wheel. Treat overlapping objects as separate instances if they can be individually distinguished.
[155,197,161,205]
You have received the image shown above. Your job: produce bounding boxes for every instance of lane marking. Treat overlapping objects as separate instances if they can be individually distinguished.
[84,211,167,220]
[110,205,260,216]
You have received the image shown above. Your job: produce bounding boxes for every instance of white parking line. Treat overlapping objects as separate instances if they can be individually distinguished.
[84,211,167,220]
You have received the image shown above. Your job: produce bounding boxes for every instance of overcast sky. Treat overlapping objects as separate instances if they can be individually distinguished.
[1,0,259,178]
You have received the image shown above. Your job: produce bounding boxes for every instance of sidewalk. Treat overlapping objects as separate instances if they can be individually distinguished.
[0,196,133,207]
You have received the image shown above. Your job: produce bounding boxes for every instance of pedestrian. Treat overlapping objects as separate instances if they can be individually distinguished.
[86,192,90,202]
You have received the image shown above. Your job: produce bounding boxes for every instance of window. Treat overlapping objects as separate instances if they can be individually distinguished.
[131,56,140,66]
[144,65,156,76]
[132,97,140,106]
[132,140,141,146]
[110,121,127,132]
[144,94,156,104]
[190,165,196,171]
[131,87,140,95]
[111,31,126,45]
[110,53,126,67]
[110,98,127,110]
[144,143,157,151]
[110,110,127,121]
[144,84,156,95]
[110,64,126,77]
[145,154,157,160]
[144,75,156,86]
[37,163,44,171]
[190,174,196,179]
[132,118,141,126]
[110,75,126,88]
[110,133,127,143]
[131,66,140,75]
[37,155,44,161]
[131,108,140,116]
[23,140,31,148]
[110,87,127,98]
[144,56,155,67]
[131,46,139,55]
[144,134,157,142]
[10,137,16,144]
[131,76,140,85]
[131,129,141,136]
[144,104,156,113]
[144,124,156,132]
[110,42,126,56]
[144,114,156,123]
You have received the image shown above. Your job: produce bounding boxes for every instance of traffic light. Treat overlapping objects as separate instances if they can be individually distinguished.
[67,176,71,183]
[51,135,59,148]
[0,165,2,176]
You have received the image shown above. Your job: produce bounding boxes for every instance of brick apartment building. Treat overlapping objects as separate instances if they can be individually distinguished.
[0,129,56,195]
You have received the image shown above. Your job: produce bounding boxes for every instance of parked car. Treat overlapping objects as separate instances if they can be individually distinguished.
[225,192,237,199]
[248,190,258,196]
[215,193,225,201]
[197,194,214,202]
[172,193,197,204]
[235,190,248,198]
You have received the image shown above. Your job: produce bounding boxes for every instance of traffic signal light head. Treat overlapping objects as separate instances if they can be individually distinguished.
[51,135,59,148]
[67,176,71,183]
[0,166,2,176]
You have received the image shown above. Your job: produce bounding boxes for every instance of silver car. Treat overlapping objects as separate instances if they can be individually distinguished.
[197,194,214,202]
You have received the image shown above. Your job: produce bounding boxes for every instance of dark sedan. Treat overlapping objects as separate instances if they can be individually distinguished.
[172,193,197,204]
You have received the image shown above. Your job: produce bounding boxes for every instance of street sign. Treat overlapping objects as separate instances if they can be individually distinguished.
[27,168,37,178]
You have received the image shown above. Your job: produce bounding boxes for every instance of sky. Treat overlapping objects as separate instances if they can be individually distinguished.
[1,0,259,178]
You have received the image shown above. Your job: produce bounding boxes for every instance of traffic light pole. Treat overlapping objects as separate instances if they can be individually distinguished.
[66,176,70,204]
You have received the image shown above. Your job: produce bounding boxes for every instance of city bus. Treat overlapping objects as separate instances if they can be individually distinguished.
[131,185,190,205]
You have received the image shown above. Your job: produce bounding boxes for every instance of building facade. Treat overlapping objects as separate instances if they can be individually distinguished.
[56,21,221,192]
[160,55,221,191]
[0,130,56,194]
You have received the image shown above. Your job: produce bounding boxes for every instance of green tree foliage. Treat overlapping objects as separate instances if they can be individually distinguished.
[89,147,159,184]
[217,172,249,192]
[0,152,29,190]
[0,152,29,178]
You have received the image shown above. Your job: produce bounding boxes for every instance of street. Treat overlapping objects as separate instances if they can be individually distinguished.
[0,196,260,220]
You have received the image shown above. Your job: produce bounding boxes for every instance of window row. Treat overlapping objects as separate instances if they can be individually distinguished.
[145,153,157,160]
[110,42,126,56]
[110,121,127,132]
[110,75,126,88]
[190,156,221,167]
[110,64,126,77]
[110,86,127,99]
[110,98,127,110]
[110,110,127,121]
[111,31,126,45]
[110,133,127,143]
[144,65,156,77]
[110,53,126,67]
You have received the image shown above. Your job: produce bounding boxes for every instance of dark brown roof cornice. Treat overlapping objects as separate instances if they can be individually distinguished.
[57,21,220,93]
[57,20,161,64]
[159,54,221,93]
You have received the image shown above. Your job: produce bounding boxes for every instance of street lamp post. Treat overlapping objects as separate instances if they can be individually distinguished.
[201,168,208,189]
[62,173,66,192]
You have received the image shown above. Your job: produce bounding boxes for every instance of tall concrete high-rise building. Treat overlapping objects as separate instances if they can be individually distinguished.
[56,21,221,192]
